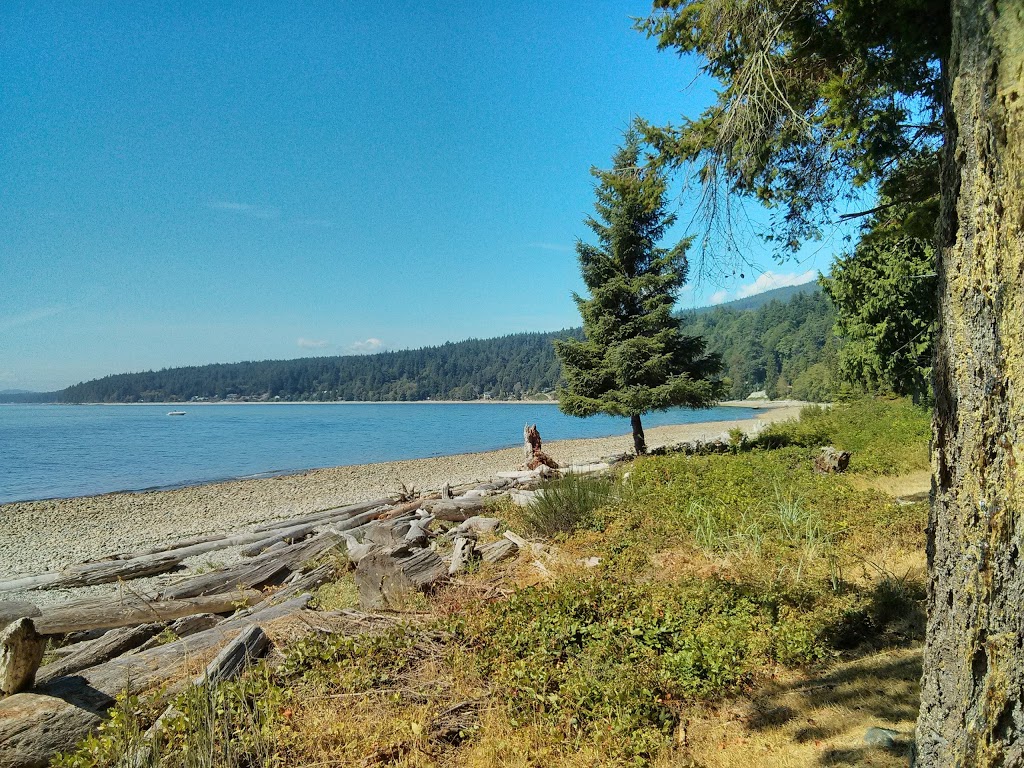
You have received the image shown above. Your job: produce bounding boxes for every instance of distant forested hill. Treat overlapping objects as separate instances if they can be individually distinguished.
[684,288,836,401]
[46,283,834,404]
[57,331,580,403]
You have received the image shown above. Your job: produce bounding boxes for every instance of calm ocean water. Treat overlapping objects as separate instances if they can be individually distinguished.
[0,403,761,504]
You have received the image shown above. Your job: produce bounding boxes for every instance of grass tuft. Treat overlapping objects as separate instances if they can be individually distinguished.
[518,473,616,537]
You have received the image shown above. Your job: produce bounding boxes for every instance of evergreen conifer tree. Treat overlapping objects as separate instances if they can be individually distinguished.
[555,128,723,454]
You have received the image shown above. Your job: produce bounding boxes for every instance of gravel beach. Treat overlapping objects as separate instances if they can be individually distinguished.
[1,402,804,608]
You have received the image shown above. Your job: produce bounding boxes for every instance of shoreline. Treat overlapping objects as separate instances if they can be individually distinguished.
[1,401,795,506]
[0,402,806,607]
[2,399,793,408]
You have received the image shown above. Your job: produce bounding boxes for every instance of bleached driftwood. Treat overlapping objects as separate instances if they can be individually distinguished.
[35,623,163,685]
[160,557,289,600]
[0,602,40,632]
[160,530,343,600]
[197,624,268,686]
[0,618,45,696]
[251,498,392,533]
[0,554,184,594]
[495,469,544,481]
[448,537,477,576]
[238,523,316,558]
[453,516,501,536]
[565,462,612,475]
[0,596,310,768]
[477,539,518,563]
[131,614,220,653]
[33,590,262,636]
[266,563,336,604]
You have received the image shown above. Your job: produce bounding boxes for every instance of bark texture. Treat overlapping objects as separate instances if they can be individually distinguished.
[631,414,647,455]
[916,0,1024,763]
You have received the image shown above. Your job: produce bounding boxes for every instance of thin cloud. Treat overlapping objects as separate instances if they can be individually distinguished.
[348,338,383,354]
[0,305,63,333]
[527,242,573,252]
[709,270,817,305]
[207,201,280,220]
[297,337,329,349]
[735,270,817,299]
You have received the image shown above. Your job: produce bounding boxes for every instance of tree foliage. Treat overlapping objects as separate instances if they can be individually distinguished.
[822,229,935,400]
[636,0,946,255]
[555,129,722,451]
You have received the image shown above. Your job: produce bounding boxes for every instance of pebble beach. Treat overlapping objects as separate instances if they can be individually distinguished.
[1,402,804,607]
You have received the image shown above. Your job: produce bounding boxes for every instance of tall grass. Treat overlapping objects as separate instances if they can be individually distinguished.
[519,473,615,536]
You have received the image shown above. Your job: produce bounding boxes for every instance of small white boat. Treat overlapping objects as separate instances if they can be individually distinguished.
[167,411,186,416]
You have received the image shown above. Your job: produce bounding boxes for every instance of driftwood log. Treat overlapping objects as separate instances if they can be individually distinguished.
[33,590,262,637]
[0,602,40,632]
[197,624,268,686]
[0,596,310,768]
[250,498,391,533]
[35,623,163,686]
[160,530,342,600]
[266,563,336,604]
[0,554,184,594]
[131,614,220,653]
[477,539,518,563]
[448,536,477,576]
[354,547,447,610]
[238,523,316,558]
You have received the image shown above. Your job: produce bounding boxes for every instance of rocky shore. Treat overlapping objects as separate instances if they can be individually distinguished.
[0,402,804,607]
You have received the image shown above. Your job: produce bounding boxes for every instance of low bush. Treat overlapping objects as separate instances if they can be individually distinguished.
[453,575,863,762]
[752,398,931,474]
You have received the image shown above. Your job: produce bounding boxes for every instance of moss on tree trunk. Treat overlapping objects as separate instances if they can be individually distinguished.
[916,0,1024,762]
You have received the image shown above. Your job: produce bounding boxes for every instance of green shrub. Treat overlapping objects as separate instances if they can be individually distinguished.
[751,397,930,474]
[518,473,615,536]
[453,576,847,762]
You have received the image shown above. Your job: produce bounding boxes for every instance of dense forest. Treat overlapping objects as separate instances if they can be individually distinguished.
[14,283,835,404]
[685,289,837,402]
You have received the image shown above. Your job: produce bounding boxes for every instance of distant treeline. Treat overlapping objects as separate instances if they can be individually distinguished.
[29,285,835,404]
[57,332,579,403]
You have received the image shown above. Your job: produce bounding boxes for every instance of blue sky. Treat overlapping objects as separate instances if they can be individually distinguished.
[1,1,841,391]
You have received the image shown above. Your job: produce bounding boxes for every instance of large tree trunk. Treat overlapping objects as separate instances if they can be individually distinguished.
[630,414,647,455]
[916,1,1024,764]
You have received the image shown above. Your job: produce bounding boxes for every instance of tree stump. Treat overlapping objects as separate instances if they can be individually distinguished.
[814,446,851,473]
[522,424,559,470]
[354,547,446,610]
